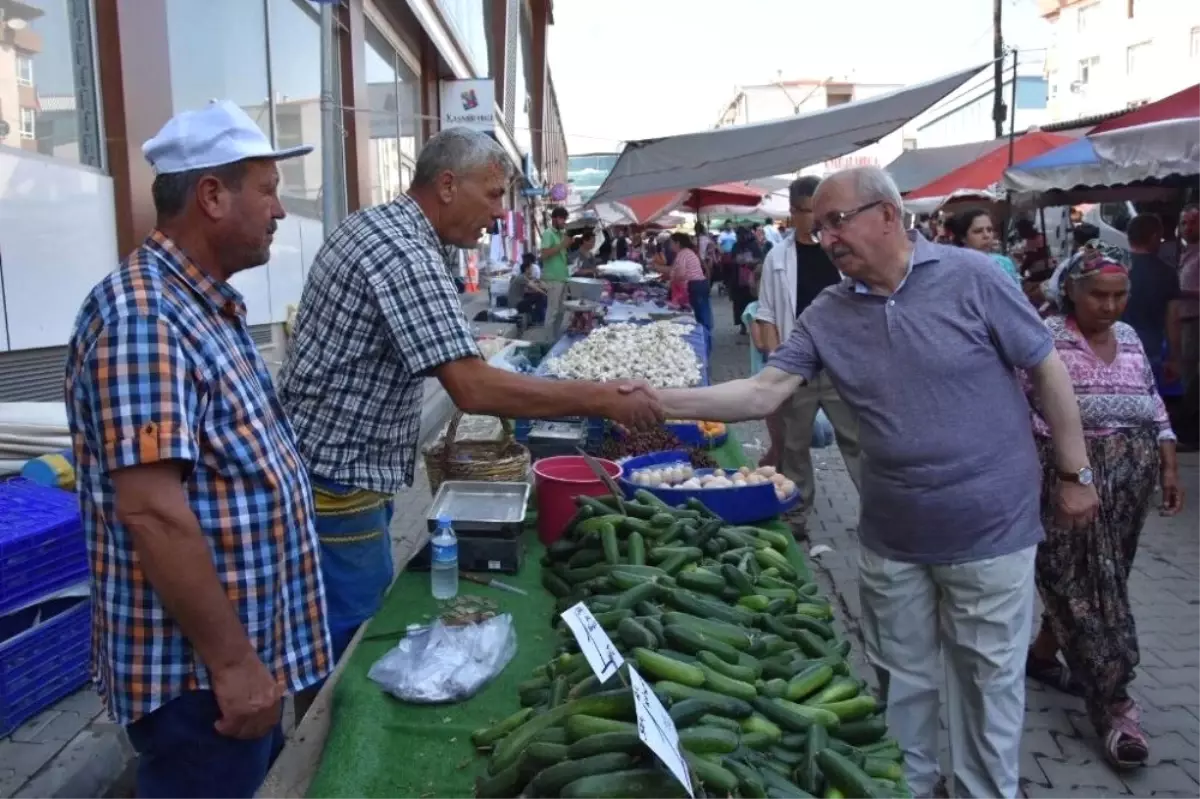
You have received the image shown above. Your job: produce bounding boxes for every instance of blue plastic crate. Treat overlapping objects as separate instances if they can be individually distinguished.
[0,479,87,616]
[0,594,91,736]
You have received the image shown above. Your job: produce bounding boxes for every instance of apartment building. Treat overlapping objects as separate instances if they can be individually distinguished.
[0,0,567,398]
[1039,0,1200,121]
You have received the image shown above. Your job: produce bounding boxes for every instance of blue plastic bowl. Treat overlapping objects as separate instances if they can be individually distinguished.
[616,450,799,524]
[664,422,728,450]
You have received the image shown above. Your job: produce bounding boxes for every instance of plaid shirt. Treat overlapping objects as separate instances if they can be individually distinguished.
[279,195,480,493]
[64,232,332,724]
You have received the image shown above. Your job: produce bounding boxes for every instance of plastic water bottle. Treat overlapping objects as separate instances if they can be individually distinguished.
[430,516,459,600]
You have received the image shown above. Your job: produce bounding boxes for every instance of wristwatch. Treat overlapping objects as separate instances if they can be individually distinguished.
[1058,466,1094,486]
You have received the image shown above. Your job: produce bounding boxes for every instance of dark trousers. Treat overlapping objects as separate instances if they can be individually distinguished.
[126,691,284,798]
[731,284,754,331]
[517,292,548,325]
[688,280,713,354]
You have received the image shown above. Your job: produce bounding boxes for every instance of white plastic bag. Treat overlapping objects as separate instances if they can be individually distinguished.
[367,614,517,704]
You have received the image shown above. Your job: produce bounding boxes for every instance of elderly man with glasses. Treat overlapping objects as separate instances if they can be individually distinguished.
[641,165,1100,798]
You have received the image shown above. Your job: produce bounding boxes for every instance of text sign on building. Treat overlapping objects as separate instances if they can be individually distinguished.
[440,79,496,133]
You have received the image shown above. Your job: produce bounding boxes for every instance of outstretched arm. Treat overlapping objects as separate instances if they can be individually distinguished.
[657,366,804,422]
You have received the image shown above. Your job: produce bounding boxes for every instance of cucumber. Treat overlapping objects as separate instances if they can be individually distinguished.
[640,615,664,644]
[830,717,888,746]
[599,523,620,565]
[649,545,704,564]
[762,678,789,698]
[757,763,816,798]
[660,551,701,575]
[549,675,569,708]
[520,687,549,707]
[564,714,638,740]
[618,516,657,536]
[722,757,768,798]
[576,496,619,516]
[653,681,755,718]
[738,595,773,612]
[685,497,720,518]
[533,726,570,745]
[568,548,608,569]
[526,740,570,769]
[664,589,758,626]
[566,675,602,700]
[475,755,528,798]
[753,527,792,552]
[793,602,835,620]
[679,725,740,754]
[472,706,535,748]
[697,663,758,702]
[663,624,742,664]
[627,532,645,566]
[633,489,672,509]
[754,547,797,579]
[741,713,784,742]
[816,748,891,799]
[863,757,905,782]
[684,751,740,794]
[806,677,861,706]
[814,696,880,723]
[566,731,642,759]
[542,570,573,598]
[648,511,676,527]
[676,568,726,596]
[616,617,657,650]
[661,612,753,649]
[560,768,689,798]
[529,752,634,796]
[720,562,757,596]
[612,581,663,611]
[590,608,634,630]
[576,514,629,537]
[491,689,636,773]
[769,744,804,765]
[775,697,841,729]
[795,630,833,659]
[798,718,828,795]
[698,650,761,683]
[698,713,743,732]
[667,697,712,727]
[786,664,836,702]
[741,730,775,750]
[633,647,706,687]
[782,613,837,640]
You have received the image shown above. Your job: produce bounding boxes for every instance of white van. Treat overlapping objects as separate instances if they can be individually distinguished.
[1044,201,1136,261]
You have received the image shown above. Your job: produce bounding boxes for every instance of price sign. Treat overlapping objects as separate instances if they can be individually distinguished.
[629,667,694,797]
[560,602,624,683]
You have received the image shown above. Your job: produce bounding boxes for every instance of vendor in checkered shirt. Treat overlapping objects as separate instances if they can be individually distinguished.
[278,127,662,718]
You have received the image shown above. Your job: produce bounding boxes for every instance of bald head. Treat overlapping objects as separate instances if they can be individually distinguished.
[812,166,910,292]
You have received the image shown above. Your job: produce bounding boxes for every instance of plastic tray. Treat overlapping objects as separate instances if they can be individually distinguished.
[0,594,91,736]
[616,450,799,524]
[0,480,87,616]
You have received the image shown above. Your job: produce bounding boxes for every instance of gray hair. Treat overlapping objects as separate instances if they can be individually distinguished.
[412,127,509,188]
[819,165,903,210]
[788,175,821,206]
[151,161,248,218]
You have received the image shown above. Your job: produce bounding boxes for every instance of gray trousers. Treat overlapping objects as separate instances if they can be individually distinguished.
[778,372,861,514]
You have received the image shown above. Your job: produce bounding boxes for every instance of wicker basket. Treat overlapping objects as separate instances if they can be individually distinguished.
[423,412,531,496]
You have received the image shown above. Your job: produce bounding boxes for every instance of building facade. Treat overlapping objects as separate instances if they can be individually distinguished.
[713,77,911,179]
[1039,0,1200,121]
[0,0,567,398]
[565,152,618,206]
[912,73,1049,149]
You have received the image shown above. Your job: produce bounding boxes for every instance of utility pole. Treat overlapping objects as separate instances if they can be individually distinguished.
[992,0,1004,139]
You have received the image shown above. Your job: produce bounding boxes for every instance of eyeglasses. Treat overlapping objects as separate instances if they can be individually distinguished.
[811,201,883,238]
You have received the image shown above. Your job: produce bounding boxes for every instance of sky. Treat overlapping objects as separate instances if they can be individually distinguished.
[548,0,1050,155]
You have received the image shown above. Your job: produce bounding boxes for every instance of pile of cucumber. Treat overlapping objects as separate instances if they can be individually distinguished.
[470,490,909,799]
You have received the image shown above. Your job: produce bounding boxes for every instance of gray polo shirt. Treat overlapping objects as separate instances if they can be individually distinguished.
[768,233,1053,564]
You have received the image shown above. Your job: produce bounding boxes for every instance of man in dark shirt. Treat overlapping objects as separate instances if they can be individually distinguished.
[754,176,861,526]
[1121,213,1181,380]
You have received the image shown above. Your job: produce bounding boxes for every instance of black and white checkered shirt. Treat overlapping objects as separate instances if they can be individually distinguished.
[278,196,480,494]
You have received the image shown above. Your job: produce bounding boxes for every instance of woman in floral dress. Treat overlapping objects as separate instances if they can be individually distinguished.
[1021,242,1185,769]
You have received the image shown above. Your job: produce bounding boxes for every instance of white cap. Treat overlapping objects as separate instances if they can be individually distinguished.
[142,100,313,175]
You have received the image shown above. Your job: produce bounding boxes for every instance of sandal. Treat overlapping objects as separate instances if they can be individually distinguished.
[1025,652,1085,696]
[1103,699,1149,769]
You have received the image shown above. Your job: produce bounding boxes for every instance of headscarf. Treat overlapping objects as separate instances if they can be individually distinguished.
[1054,239,1130,311]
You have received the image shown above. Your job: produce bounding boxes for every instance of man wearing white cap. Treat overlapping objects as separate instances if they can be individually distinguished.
[64,100,332,798]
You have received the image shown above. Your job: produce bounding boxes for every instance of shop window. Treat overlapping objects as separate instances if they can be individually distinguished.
[0,1,103,167]
[513,11,534,155]
[365,19,418,207]
[267,0,327,219]
[437,0,489,77]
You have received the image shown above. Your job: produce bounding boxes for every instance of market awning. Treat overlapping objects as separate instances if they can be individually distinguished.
[1002,116,1200,206]
[587,62,988,205]
[1089,84,1199,134]
[620,183,765,224]
[884,139,1007,194]
[904,131,1072,200]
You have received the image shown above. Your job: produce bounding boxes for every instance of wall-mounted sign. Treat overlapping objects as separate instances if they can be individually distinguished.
[440,79,496,133]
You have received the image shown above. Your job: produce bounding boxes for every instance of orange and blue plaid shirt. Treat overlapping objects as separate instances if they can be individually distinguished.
[64,231,332,724]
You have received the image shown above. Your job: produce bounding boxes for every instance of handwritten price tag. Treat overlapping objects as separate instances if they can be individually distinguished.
[560,602,624,683]
[629,667,694,797]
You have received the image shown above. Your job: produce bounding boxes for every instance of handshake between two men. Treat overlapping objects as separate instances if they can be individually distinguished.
[599,369,799,431]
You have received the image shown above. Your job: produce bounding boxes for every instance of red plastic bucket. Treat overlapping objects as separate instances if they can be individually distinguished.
[531,455,622,545]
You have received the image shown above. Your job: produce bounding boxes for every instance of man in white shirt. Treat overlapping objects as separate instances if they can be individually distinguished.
[755,176,861,525]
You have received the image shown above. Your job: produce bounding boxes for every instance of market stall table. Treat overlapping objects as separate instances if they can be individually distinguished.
[261,433,807,799]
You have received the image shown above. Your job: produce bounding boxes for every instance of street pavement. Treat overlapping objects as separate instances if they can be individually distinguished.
[2,292,1195,797]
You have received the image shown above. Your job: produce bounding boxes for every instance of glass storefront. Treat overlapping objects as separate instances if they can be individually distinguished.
[437,0,489,77]
[512,13,534,155]
[0,0,103,167]
[364,19,419,206]
[165,0,338,219]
